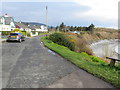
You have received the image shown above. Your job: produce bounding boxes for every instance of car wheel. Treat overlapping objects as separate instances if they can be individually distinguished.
[19,39,22,43]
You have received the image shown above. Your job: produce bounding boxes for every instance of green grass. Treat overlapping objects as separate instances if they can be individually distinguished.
[41,37,120,88]
[38,32,48,36]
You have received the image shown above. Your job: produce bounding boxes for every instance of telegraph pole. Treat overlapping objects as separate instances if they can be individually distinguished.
[0,0,2,16]
[46,5,48,33]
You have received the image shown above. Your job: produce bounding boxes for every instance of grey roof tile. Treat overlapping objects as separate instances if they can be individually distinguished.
[29,25,41,30]
[5,17,12,25]
[15,22,29,29]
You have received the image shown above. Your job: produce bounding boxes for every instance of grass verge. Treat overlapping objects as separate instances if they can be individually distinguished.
[41,37,120,88]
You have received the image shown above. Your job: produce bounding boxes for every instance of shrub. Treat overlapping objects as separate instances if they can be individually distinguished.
[2,31,11,35]
[96,33,101,38]
[116,63,120,70]
[75,38,93,55]
[49,33,75,51]
[11,29,26,36]
[49,32,93,55]
[90,56,105,63]
[27,32,31,37]
[11,29,22,33]
[32,31,36,34]
[21,31,26,36]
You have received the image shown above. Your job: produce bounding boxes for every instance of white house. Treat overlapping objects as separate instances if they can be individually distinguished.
[28,25,48,36]
[15,22,31,32]
[0,14,16,31]
[29,25,48,32]
[0,14,48,37]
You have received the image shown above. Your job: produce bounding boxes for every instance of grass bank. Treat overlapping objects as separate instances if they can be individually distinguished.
[41,37,120,88]
[38,32,48,36]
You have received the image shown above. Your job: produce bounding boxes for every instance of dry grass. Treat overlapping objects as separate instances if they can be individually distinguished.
[74,38,93,55]
[64,33,93,55]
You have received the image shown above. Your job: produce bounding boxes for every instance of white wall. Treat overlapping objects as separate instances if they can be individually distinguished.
[10,22,15,28]
[35,28,48,32]
[0,17,5,25]
[0,25,11,31]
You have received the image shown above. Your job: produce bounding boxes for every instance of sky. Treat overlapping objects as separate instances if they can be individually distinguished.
[0,0,119,29]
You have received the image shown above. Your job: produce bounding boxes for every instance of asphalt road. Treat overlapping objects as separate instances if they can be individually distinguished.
[2,36,114,88]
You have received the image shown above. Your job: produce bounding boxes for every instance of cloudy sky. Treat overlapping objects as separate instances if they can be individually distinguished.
[0,0,119,29]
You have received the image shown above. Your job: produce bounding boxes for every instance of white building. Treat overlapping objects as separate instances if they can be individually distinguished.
[0,14,48,37]
[15,22,31,32]
[0,14,16,31]
[29,25,48,32]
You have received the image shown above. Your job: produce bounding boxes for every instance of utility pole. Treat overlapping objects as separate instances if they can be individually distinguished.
[0,0,2,16]
[46,5,48,33]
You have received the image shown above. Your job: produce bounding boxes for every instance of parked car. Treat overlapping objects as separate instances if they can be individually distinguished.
[6,33,25,42]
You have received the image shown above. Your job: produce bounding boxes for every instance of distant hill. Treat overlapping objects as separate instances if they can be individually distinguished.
[22,22,46,26]
[22,22,55,29]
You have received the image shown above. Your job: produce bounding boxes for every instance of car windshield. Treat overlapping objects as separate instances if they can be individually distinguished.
[10,33,19,35]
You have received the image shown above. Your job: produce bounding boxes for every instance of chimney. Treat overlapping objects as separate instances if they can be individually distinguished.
[4,13,9,17]
[19,21,22,23]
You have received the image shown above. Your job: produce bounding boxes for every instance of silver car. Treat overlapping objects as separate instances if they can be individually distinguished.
[6,33,25,42]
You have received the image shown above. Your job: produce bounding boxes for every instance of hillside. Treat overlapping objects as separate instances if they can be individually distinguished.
[80,27,119,44]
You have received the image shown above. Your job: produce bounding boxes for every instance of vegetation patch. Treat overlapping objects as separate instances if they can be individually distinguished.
[41,37,120,88]
[10,29,27,36]
[49,32,93,55]
[49,32,75,51]
[1,31,11,36]
[38,32,47,36]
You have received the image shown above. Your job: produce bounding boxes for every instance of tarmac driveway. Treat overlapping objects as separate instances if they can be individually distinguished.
[2,36,114,88]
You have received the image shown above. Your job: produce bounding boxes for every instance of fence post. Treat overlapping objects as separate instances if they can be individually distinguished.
[109,59,116,67]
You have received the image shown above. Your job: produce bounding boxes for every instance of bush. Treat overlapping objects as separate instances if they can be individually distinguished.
[2,31,11,35]
[32,31,36,34]
[27,32,31,37]
[11,29,22,33]
[75,38,93,55]
[21,31,26,36]
[49,32,93,55]
[11,29,26,36]
[49,33,75,51]
[96,33,101,38]
[90,56,105,63]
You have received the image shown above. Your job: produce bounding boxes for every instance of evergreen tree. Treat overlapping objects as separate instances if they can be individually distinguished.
[87,24,95,34]
[59,22,65,32]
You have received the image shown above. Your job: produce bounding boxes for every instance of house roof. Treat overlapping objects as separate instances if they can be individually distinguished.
[15,22,29,29]
[5,17,13,25]
[0,16,14,25]
[29,25,41,30]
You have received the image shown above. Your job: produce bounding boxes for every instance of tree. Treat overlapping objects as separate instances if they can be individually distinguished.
[59,22,66,32]
[25,22,29,26]
[87,24,95,34]
[74,26,77,31]
[82,27,87,31]
[70,26,74,31]
[50,26,53,29]
[77,26,82,31]
[55,26,59,31]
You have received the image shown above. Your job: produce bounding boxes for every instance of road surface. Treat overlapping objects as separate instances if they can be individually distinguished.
[2,36,114,88]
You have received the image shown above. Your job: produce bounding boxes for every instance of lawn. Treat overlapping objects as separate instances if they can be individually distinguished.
[41,37,120,88]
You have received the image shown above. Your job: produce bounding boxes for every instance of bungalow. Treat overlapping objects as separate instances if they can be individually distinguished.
[28,25,48,36]
[15,22,31,32]
[29,25,48,32]
[0,14,16,31]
